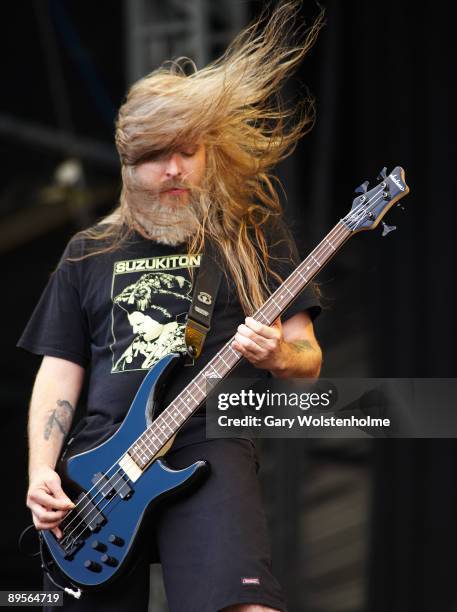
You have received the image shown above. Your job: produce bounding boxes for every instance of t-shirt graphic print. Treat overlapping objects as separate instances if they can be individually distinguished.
[110,253,201,373]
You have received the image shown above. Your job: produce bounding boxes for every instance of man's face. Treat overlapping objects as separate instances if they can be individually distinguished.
[128,312,162,340]
[134,143,206,207]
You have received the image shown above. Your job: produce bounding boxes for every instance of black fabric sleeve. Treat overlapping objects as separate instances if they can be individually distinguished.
[265,217,322,323]
[16,237,90,367]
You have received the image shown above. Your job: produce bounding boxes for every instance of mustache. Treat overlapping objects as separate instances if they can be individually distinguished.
[129,179,191,195]
[158,180,190,193]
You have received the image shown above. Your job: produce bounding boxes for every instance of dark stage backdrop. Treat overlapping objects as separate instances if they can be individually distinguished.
[1,1,455,610]
[283,2,457,611]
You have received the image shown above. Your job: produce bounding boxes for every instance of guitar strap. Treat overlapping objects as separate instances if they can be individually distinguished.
[184,239,223,366]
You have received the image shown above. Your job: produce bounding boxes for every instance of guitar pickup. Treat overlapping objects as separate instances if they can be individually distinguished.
[92,471,133,500]
[74,492,106,532]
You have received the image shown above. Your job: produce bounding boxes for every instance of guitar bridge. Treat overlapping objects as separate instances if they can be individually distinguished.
[57,491,106,559]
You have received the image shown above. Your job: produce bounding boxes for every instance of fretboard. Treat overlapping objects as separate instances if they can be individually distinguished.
[128,220,352,469]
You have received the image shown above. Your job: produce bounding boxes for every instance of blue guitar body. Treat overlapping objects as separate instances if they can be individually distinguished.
[41,352,209,590]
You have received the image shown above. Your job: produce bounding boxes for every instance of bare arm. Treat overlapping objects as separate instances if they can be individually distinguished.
[272,311,322,379]
[26,356,85,538]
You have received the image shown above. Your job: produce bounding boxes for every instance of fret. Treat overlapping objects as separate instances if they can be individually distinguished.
[225,347,237,364]
[270,296,280,309]
[168,401,182,422]
[130,447,139,464]
[325,237,336,251]
[138,424,166,464]
[131,437,155,465]
[264,303,277,319]
[192,379,205,395]
[135,437,150,456]
[310,254,320,266]
[179,394,192,409]
[132,443,142,458]
[227,345,240,359]
[207,364,221,378]
[171,406,183,419]
[218,353,231,368]
[140,437,155,459]
[143,428,155,445]
[158,420,171,434]
[140,444,160,461]
[255,307,272,326]
[169,410,180,426]
[148,424,166,443]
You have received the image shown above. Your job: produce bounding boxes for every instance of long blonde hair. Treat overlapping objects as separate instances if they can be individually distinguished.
[83,1,324,315]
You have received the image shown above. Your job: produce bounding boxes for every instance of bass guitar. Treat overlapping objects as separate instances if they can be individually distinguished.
[40,166,410,594]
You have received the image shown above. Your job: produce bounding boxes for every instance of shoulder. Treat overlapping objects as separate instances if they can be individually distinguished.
[60,214,127,263]
[262,216,300,266]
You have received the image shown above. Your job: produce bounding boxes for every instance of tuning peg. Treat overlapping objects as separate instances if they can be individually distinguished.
[377,167,388,180]
[355,180,369,194]
[381,221,397,237]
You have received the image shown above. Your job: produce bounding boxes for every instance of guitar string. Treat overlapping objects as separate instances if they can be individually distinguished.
[57,186,392,549]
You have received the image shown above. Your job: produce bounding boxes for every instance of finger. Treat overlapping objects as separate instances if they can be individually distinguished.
[29,489,74,510]
[245,317,280,340]
[236,324,270,350]
[231,341,254,359]
[33,516,64,531]
[234,333,264,354]
[45,479,75,508]
[237,322,278,351]
[31,503,68,524]
[231,341,243,354]
[51,526,63,540]
[232,339,262,362]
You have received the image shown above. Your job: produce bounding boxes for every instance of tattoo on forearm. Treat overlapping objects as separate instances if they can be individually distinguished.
[290,340,316,353]
[44,400,75,440]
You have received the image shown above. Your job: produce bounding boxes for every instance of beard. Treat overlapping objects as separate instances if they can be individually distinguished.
[125,179,207,246]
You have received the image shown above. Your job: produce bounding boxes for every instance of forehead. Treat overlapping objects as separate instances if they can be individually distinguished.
[164,141,203,154]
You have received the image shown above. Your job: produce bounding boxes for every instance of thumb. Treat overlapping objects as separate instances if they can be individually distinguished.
[46,476,75,508]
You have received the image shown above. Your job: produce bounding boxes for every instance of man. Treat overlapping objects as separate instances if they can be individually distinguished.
[19,2,324,610]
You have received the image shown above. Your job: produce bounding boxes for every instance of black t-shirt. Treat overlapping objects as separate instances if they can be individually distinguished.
[17,224,321,454]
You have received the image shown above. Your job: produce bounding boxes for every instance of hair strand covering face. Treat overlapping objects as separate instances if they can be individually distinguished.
[79,0,324,315]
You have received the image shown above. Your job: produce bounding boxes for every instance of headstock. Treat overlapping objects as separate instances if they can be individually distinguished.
[343,166,410,234]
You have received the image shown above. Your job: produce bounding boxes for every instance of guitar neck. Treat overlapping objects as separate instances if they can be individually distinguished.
[128,220,352,469]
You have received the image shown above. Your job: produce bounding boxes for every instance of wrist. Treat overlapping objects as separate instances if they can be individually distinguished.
[269,343,292,378]
[28,462,56,482]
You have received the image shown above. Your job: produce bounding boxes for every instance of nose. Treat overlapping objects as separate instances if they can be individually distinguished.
[165,153,182,178]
